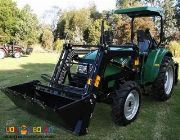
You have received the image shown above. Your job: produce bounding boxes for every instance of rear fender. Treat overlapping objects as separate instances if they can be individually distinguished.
[142,48,173,85]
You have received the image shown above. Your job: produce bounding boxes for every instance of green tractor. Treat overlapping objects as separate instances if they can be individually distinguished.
[2,7,179,135]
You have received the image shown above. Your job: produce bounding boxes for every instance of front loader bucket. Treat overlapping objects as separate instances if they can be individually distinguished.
[1,81,93,135]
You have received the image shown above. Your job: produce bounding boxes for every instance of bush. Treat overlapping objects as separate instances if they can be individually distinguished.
[53,39,64,52]
[30,44,47,53]
[168,41,180,57]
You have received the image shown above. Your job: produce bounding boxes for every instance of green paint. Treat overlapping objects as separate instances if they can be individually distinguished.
[114,6,163,17]
[142,48,172,84]
[82,47,172,88]
[83,47,131,88]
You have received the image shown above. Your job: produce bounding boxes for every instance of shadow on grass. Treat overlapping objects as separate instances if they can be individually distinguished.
[0,63,55,87]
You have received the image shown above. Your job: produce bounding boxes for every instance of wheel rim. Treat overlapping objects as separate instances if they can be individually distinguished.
[14,53,20,58]
[0,51,5,59]
[124,90,139,120]
[164,66,174,95]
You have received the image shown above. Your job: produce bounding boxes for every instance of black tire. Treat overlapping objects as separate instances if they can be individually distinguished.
[112,81,141,125]
[152,56,174,101]
[13,52,21,58]
[0,49,5,59]
[26,48,33,55]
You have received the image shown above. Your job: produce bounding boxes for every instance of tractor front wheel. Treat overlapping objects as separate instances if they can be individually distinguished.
[152,56,174,101]
[111,81,141,125]
[13,52,21,58]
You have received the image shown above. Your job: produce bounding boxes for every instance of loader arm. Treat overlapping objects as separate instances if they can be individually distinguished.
[1,44,107,135]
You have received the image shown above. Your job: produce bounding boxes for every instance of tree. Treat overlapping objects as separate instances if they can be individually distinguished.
[116,0,141,8]
[90,5,103,20]
[143,0,178,42]
[0,0,19,43]
[175,0,180,40]
[42,6,60,30]
[142,0,161,6]
[41,26,54,49]
[175,0,180,29]
[162,0,178,42]
[88,19,102,44]
[53,39,64,52]
[54,8,91,44]
[17,5,40,45]
[0,0,40,45]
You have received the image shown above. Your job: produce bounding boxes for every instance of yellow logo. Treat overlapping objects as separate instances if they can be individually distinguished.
[21,125,27,135]
[33,126,42,133]
[6,127,15,133]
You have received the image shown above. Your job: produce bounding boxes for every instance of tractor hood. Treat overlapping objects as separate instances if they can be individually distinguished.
[82,47,133,61]
[80,46,132,88]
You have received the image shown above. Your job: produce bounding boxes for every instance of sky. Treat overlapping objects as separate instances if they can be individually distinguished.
[14,0,116,24]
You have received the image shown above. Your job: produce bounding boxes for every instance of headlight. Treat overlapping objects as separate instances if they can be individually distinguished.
[77,64,93,74]
[77,64,88,74]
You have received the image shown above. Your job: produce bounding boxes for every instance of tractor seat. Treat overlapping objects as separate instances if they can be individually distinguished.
[137,30,150,53]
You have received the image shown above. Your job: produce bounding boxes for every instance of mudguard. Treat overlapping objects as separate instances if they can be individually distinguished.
[142,48,173,85]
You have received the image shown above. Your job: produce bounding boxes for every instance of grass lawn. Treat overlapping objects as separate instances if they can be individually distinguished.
[0,53,180,140]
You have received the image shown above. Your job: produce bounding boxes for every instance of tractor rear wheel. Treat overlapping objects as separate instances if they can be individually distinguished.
[152,56,174,101]
[0,49,5,59]
[111,81,141,125]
